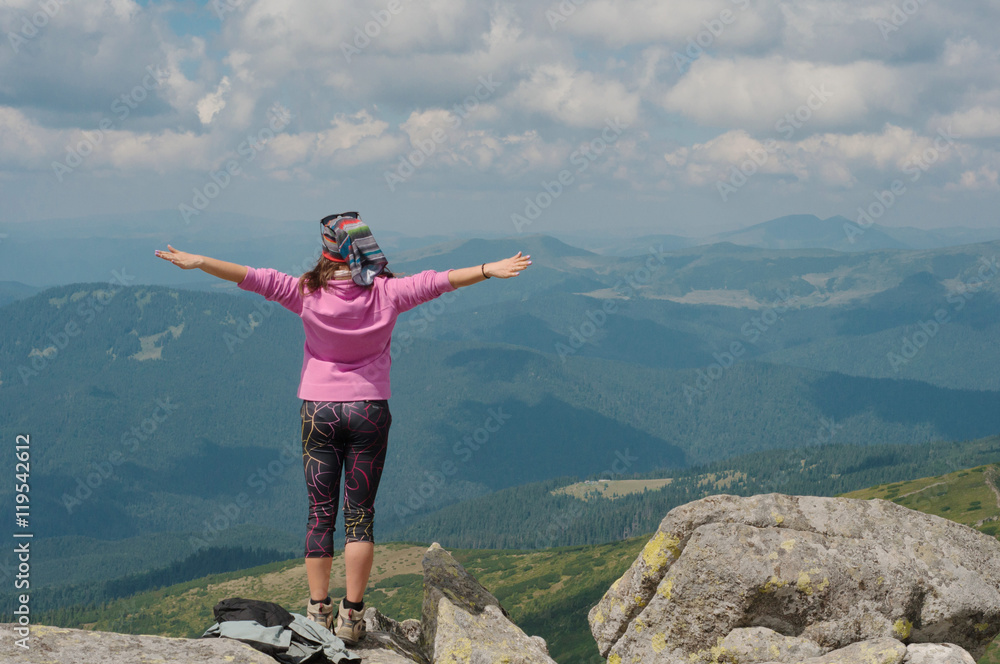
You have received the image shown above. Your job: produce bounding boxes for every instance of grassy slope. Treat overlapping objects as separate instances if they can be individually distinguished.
[839,462,1000,534]
[553,478,675,500]
[62,542,427,636]
[551,471,753,502]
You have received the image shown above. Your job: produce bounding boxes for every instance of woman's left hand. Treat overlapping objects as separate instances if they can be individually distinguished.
[487,251,532,278]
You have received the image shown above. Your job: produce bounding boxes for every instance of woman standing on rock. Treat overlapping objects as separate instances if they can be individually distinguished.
[155,212,531,646]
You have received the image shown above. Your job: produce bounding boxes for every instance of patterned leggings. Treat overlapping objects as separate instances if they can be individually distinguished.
[300,399,391,557]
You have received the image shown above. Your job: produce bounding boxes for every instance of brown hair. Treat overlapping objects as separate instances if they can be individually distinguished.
[297,255,399,297]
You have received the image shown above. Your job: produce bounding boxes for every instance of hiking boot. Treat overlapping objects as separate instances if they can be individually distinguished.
[335,599,368,645]
[306,595,334,630]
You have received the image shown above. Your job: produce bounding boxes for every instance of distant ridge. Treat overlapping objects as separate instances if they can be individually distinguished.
[556,214,1000,256]
[4,209,1000,287]
[710,214,906,251]
[0,281,40,307]
[392,234,598,270]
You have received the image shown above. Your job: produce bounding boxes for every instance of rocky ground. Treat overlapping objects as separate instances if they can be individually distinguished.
[0,541,556,664]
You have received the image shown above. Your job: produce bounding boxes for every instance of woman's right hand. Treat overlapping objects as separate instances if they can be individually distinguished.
[487,251,532,278]
[155,244,204,270]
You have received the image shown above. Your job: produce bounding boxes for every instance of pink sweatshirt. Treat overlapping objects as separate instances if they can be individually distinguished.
[237,266,456,401]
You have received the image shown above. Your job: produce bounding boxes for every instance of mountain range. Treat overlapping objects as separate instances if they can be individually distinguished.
[3,211,1000,288]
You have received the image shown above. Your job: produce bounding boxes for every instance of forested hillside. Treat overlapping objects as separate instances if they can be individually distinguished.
[395,434,1000,549]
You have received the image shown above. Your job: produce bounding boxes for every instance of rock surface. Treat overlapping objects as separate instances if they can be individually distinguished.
[358,608,428,663]
[789,637,907,664]
[420,541,510,656]
[349,631,429,664]
[365,607,422,646]
[421,542,556,664]
[589,493,1000,664]
[0,623,277,663]
[0,542,552,664]
[715,626,827,662]
[903,643,978,664]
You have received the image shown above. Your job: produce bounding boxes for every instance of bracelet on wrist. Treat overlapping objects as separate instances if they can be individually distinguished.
[482,263,490,279]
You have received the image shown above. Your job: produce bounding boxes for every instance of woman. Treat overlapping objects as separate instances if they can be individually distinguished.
[155,212,531,647]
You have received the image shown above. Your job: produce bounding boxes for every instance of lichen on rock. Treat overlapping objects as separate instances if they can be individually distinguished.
[589,493,1000,664]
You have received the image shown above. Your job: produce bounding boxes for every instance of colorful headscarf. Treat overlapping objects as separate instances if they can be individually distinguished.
[320,211,389,286]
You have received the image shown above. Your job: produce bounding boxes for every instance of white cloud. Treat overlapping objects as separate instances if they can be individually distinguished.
[947,164,1000,191]
[942,36,996,68]
[0,107,52,169]
[229,0,486,65]
[104,130,212,173]
[556,0,780,50]
[932,106,1000,139]
[661,56,914,131]
[0,104,221,174]
[263,110,402,171]
[396,107,520,174]
[659,123,969,193]
[196,77,232,125]
[938,106,1000,138]
[505,64,640,128]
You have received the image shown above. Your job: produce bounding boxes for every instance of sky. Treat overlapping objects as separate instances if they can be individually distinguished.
[2,0,999,238]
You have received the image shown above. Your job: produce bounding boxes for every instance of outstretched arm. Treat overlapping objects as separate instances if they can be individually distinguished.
[448,251,532,289]
[155,245,248,284]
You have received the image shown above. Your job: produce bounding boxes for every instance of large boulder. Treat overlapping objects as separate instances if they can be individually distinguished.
[421,542,556,664]
[589,493,1000,664]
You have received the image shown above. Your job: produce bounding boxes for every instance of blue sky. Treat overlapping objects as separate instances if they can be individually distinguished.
[1,0,999,237]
